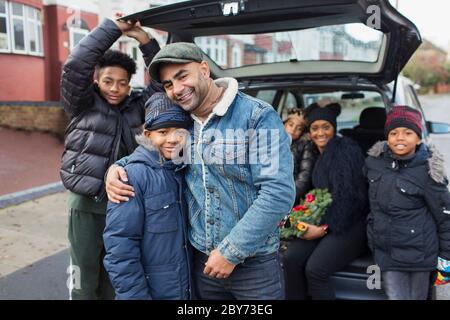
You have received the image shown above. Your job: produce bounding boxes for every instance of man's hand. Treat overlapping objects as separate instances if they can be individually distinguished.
[105,164,135,203]
[301,224,328,240]
[124,22,151,45]
[204,249,236,279]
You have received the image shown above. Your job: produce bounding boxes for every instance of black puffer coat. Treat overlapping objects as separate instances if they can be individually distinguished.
[291,135,317,204]
[312,136,369,234]
[60,19,162,201]
[365,141,450,272]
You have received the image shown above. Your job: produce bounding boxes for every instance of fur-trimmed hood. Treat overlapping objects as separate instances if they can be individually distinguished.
[367,140,447,184]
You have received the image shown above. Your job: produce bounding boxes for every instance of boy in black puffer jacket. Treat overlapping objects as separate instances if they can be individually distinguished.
[364,105,450,300]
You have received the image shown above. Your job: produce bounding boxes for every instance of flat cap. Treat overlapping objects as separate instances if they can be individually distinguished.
[149,42,204,82]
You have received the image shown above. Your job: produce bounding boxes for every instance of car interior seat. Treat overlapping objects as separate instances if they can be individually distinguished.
[351,107,387,155]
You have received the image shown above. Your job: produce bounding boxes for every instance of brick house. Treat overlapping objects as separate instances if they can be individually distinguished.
[0,0,98,102]
[0,0,180,103]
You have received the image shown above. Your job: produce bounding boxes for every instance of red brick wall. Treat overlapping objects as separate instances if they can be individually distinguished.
[10,0,43,9]
[244,51,257,65]
[43,5,98,101]
[0,2,98,102]
[0,54,46,101]
[0,103,69,138]
[0,0,46,101]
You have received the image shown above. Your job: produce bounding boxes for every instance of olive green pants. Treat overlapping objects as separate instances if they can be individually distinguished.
[67,208,115,300]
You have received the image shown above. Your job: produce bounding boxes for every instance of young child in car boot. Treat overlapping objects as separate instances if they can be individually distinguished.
[283,109,316,204]
[364,105,450,300]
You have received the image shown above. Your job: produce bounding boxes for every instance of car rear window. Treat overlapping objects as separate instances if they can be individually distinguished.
[194,23,383,69]
[302,91,385,131]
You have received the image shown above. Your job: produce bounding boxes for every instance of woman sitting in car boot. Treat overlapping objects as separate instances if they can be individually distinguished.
[282,102,369,300]
[364,105,450,300]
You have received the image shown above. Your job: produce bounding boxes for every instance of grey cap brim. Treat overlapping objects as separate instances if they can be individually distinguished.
[149,57,202,82]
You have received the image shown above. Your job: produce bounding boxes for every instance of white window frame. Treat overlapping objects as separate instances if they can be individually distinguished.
[1,1,44,56]
[215,38,227,67]
[232,43,241,68]
[195,37,227,67]
[0,0,10,52]
[9,1,26,54]
[26,6,43,56]
[69,27,89,51]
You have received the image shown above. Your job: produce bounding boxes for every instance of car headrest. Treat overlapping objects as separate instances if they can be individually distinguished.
[358,107,386,129]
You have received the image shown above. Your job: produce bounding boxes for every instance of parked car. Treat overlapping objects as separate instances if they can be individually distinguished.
[124,0,450,299]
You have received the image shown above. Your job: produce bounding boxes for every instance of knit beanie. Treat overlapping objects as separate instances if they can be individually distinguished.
[305,102,341,131]
[144,93,192,130]
[385,105,422,138]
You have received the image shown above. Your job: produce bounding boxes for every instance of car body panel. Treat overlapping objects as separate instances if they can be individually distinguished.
[123,0,421,84]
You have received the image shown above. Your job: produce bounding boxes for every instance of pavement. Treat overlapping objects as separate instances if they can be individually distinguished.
[0,192,70,299]
[0,94,450,300]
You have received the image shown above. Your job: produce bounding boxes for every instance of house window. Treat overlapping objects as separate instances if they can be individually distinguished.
[26,6,42,54]
[1,1,43,55]
[0,0,9,51]
[195,36,227,67]
[11,1,25,52]
[69,27,89,51]
[232,43,241,68]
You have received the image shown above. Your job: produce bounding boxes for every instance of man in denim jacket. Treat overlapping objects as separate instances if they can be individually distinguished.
[106,42,295,299]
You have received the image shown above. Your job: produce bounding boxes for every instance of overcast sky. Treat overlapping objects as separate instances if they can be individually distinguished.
[391,0,450,50]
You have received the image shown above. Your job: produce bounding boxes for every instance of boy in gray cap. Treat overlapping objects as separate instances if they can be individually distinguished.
[103,93,193,299]
[106,42,295,300]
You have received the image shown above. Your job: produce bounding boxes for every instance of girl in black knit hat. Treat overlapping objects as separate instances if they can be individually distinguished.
[282,102,369,300]
[364,105,450,300]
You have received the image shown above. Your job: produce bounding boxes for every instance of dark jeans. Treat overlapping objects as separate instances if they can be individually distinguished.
[383,271,431,300]
[68,208,115,300]
[282,220,367,300]
[193,249,284,300]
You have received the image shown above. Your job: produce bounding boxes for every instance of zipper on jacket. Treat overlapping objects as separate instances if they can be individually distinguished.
[175,172,193,299]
